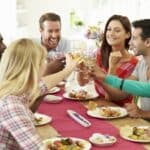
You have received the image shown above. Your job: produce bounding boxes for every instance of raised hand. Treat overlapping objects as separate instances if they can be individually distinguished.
[108,51,122,74]
[42,57,66,75]
[76,62,90,86]
[65,53,82,71]
[109,51,122,66]
[89,62,106,81]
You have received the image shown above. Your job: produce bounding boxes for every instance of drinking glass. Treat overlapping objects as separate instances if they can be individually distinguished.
[47,51,65,62]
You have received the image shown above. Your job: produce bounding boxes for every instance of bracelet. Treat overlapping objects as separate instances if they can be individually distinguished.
[120,79,125,90]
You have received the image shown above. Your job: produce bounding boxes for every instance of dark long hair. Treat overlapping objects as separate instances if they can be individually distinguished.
[100,15,131,69]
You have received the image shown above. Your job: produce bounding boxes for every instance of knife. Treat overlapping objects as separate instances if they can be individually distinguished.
[67,109,91,127]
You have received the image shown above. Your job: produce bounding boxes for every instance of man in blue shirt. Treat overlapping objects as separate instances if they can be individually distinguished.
[39,12,70,75]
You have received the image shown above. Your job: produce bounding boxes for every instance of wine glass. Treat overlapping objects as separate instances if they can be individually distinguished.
[47,51,65,62]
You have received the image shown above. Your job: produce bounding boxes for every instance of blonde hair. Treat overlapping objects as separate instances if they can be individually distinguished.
[0,38,47,100]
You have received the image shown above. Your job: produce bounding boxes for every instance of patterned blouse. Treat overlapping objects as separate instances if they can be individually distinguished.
[0,80,48,150]
[95,50,138,106]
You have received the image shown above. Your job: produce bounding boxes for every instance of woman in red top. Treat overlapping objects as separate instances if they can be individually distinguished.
[77,15,138,106]
[95,14,138,106]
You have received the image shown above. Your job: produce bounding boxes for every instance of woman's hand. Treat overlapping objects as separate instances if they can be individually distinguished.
[109,51,122,66]
[65,53,81,71]
[108,51,122,74]
[76,62,90,86]
[89,63,106,81]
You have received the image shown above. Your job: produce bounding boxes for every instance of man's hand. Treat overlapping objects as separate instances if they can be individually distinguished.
[43,57,66,76]
[125,101,143,118]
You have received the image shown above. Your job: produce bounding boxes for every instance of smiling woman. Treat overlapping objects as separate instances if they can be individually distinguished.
[77,14,138,106]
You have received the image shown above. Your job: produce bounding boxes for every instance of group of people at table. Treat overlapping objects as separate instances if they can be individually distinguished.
[0,11,150,149]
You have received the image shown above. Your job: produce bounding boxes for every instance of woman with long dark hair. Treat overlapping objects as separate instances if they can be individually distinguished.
[95,14,138,106]
[77,15,138,106]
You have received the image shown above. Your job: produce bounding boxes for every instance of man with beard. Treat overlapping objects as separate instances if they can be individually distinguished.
[0,33,6,59]
[88,19,150,119]
[39,12,70,75]
[125,19,150,119]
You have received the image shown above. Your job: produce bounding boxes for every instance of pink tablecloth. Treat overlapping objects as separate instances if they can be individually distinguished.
[38,90,145,150]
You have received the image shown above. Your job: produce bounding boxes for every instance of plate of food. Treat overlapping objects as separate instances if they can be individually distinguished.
[34,113,52,126]
[120,125,150,143]
[44,95,63,103]
[87,106,127,119]
[42,137,91,150]
[89,133,117,147]
[63,89,99,101]
[48,86,60,94]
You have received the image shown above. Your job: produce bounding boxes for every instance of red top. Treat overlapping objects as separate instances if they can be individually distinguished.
[95,49,138,106]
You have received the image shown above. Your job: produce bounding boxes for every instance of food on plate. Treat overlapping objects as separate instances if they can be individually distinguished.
[34,115,43,124]
[100,107,120,117]
[87,107,127,119]
[89,133,116,146]
[129,127,150,140]
[33,113,52,126]
[69,90,91,99]
[92,135,115,143]
[46,138,85,150]
[120,126,150,141]
[87,101,98,110]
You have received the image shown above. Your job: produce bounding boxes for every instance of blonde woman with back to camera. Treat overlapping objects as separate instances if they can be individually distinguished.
[0,38,78,150]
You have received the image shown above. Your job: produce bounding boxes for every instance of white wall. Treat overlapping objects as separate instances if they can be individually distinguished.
[0,0,16,44]
[16,0,150,39]
[0,0,150,43]
[24,0,94,38]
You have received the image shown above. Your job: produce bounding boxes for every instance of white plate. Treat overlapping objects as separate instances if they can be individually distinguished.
[44,95,63,103]
[63,92,99,101]
[34,113,52,126]
[120,126,150,143]
[42,137,91,150]
[48,86,60,94]
[89,133,117,146]
[87,106,127,119]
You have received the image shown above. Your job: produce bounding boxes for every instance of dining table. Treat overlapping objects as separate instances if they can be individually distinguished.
[36,85,150,150]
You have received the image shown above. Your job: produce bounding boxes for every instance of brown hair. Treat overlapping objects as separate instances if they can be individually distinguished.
[100,14,131,69]
[39,12,61,29]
